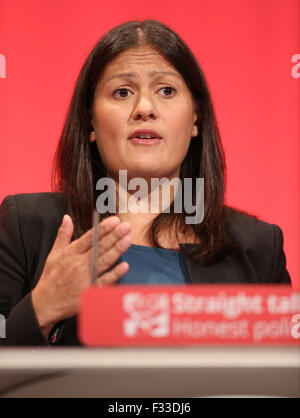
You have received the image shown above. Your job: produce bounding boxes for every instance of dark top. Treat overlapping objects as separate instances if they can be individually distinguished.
[118,244,190,285]
[0,193,291,346]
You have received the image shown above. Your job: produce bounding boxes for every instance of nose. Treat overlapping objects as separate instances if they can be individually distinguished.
[132,93,157,121]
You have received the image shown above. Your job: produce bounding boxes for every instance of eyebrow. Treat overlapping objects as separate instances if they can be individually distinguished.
[105,70,182,82]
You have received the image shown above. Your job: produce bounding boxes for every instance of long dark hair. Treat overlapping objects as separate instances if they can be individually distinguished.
[52,19,238,264]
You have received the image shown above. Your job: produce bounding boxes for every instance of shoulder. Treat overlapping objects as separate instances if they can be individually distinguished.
[224,206,291,284]
[225,206,277,248]
[1,192,66,216]
[0,192,66,244]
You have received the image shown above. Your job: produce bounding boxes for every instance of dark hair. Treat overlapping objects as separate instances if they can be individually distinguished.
[52,19,237,264]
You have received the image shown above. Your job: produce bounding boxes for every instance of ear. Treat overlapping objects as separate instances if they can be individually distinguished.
[191,102,199,138]
[192,113,198,138]
[192,124,198,138]
[89,130,96,143]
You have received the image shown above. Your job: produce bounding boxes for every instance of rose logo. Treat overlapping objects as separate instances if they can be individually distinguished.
[123,293,170,337]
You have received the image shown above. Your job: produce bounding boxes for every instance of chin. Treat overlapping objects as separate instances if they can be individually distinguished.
[127,168,160,179]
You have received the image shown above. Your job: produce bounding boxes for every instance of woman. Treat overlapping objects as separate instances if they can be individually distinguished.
[0,20,291,346]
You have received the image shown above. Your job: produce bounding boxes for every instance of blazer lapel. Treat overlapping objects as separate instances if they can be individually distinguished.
[179,243,240,284]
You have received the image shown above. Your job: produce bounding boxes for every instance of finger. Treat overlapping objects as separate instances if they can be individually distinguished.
[97,234,131,275]
[52,215,74,251]
[95,261,129,286]
[70,215,120,254]
[98,221,132,254]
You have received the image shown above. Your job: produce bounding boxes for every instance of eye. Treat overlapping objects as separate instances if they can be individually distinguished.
[113,88,132,98]
[158,86,176,97]
[112,86,176,99]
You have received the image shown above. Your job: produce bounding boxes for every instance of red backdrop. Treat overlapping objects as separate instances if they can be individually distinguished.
[0,0,299,286]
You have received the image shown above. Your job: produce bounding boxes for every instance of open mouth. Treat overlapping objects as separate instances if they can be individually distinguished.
[128,130,162,144]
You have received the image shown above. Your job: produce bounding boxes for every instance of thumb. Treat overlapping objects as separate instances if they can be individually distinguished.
[53,214,74,250]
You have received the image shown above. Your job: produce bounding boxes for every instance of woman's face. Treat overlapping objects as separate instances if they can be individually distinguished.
[90,46,198,181]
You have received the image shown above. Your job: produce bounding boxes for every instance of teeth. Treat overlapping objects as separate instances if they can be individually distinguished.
[136,135,156,139]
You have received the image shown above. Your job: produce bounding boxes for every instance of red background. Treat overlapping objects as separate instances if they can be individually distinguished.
[0,0,299,286]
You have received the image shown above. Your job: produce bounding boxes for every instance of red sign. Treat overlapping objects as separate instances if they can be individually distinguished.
[78,285,300,346]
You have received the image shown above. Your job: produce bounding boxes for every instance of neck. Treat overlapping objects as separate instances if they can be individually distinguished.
[113,172,180,247]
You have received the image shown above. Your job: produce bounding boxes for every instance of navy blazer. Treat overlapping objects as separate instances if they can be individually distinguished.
[0,193,291,346]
